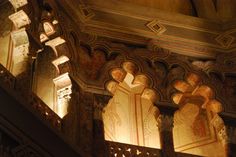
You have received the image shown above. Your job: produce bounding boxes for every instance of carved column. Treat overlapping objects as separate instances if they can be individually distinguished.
[157,105,177,157]
[216,114,236,157]
[93,94,111,157]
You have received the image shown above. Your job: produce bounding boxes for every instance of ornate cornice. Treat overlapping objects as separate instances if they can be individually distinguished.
[58,0,236,58]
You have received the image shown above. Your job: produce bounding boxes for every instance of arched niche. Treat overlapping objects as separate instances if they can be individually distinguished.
[32,46,57,110]
[104,61,160,149]
[172,73,224,157]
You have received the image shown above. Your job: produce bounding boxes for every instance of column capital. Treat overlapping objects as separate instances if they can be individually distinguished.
[157,114,174,132]
[156,103,177,157]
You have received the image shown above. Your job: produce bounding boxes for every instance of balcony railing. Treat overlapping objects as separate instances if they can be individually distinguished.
[106,141,162,157]
[0,64,61,130]
[105,141,201,157]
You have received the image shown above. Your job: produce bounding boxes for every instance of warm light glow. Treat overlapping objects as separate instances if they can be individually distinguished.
[104,72,160,148]
[53,73,72,118]
[9,0,28,9]
[172,73,224,156]
[56,85,72,118]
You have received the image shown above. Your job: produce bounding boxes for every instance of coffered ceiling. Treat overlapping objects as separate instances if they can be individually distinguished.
[59,0,236,58]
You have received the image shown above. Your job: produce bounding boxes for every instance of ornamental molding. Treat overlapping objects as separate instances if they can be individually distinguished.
[59,0,236,58]
[215,34,235,48]
[146,19,166,35]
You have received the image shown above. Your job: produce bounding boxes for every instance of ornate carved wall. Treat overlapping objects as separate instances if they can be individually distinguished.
[1,0,236,157]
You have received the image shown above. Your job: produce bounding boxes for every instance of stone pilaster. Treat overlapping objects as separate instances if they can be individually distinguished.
[157,105,177,157]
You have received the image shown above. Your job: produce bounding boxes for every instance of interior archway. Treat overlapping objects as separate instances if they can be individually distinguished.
[172,73,224,157]
[104,61,160,149]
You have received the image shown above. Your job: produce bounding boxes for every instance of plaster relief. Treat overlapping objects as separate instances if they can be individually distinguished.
[10,28,29,76]
[172,73,224,156]
[104,61,160,148]
[9,0,27,9]
[9,10,30,28]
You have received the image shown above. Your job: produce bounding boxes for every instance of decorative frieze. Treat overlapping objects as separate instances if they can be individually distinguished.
[9,10,30,28]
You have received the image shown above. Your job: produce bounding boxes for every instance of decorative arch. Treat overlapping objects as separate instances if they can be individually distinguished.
[104,61,161,148]
[172,72,225,156]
